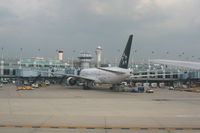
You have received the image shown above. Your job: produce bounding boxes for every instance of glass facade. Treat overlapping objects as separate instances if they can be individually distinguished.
[0,58,70,77]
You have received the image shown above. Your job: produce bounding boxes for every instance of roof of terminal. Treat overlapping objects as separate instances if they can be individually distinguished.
[1,58,66,65]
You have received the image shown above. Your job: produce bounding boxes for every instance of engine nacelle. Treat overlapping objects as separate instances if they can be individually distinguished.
[66,77,77,86]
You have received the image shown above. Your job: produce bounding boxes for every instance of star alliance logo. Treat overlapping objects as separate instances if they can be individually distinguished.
[121,53,128,65]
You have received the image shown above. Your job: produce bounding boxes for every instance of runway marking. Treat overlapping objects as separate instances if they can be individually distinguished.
[0,125,200,130]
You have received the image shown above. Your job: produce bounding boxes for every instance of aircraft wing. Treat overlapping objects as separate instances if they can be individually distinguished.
[38,70,95,81]
[150,59,200,70]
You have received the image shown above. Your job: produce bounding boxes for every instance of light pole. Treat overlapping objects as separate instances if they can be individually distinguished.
[149,51,155,70]
[1,47,4,76]
[19,48,23,70]
[1,47,3,60]
[37,49,40,69]
[191,55,195,61]
[72,50,76,68]
[38,48,40,57]
[166,51,169,59]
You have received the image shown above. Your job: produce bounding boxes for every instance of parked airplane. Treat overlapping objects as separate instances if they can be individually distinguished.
[48,34,133,89]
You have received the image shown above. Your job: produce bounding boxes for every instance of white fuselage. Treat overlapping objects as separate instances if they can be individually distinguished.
[80,67,131,84]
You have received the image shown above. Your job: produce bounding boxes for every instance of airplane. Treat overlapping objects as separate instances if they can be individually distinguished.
[46,34,133,90]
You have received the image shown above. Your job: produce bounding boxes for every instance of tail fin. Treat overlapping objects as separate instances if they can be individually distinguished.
[119,34,133,69]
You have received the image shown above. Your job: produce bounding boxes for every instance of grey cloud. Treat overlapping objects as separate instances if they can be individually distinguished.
[0,0,200,62]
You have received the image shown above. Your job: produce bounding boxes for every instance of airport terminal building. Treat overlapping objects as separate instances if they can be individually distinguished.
[0,57,72,78]
[1,57,200,87]
[130,62,200,87]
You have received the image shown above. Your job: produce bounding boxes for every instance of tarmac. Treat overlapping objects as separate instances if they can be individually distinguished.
[0,84,200,133]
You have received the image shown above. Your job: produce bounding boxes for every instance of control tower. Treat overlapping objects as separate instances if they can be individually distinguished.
[78,52,92,69]
[57,50,64,61]
[95,46,102,68]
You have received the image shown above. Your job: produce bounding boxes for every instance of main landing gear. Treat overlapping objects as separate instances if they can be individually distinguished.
[83,82,95,90]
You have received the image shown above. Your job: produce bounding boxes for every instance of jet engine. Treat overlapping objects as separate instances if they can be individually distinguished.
[66,77,77,86]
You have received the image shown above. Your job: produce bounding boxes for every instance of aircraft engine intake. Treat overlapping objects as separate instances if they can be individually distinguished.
[66,77,77,86]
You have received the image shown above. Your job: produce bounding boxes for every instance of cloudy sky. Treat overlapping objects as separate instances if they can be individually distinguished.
[0,0,200,62]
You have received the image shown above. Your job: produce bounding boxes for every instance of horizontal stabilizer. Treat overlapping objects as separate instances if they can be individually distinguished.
[97,67,126,74]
